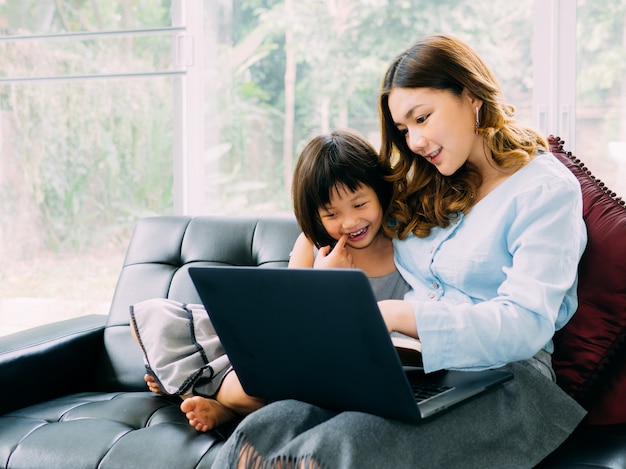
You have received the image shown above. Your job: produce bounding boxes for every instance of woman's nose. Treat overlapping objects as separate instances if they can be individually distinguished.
[407,130,426,154]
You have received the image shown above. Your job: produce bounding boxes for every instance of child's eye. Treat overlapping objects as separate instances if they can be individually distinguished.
[355,202,367,209]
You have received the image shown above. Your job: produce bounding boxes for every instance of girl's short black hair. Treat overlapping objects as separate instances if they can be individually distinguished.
[292,128,392,248]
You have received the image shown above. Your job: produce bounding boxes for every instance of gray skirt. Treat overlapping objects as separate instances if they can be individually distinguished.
[212,356,586,469]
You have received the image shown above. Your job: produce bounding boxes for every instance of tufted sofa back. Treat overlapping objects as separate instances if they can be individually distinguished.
[95,215,301,391]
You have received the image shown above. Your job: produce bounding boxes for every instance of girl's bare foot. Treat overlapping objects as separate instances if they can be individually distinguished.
[144,374,166,395]
[180,396,236,432]
[144,374,193,399]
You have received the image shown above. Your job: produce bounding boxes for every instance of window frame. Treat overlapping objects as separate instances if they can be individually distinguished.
[532,0,577,152]
[172,0,205,215]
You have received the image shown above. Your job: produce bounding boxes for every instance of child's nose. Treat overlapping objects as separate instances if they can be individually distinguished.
[342,214,359,230]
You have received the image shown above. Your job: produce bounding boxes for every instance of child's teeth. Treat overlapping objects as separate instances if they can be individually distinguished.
[350,228,366,238]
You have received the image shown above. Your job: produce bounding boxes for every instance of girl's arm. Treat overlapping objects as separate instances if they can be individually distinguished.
[288,232,354,269]
[288,232,316,268]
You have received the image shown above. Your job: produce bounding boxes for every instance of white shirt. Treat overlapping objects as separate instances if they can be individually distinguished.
[393,153,587,373]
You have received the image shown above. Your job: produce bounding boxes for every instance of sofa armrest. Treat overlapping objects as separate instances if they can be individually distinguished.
[0,314,107,415]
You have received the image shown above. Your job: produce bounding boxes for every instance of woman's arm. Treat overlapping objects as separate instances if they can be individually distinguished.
[378,299,418,338]
[396,164,587,372]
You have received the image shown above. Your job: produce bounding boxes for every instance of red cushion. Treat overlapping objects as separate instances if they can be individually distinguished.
[549,135,626,425]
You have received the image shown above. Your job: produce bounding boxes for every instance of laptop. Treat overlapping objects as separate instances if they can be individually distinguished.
[188,266,513,424]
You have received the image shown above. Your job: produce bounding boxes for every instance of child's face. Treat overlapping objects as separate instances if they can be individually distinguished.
[318,184,384,249]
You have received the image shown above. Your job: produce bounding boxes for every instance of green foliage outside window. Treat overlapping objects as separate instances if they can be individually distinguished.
[1,0,625,256]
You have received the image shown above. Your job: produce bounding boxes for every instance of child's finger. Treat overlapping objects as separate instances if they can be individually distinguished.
[317,245,331,257]
[333,233,349,251]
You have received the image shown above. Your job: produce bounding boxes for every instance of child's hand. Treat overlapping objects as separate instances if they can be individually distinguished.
[314,234,355,269]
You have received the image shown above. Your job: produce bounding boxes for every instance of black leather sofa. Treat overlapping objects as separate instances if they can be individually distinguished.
[0,215,301,469]
[1,138,626,468]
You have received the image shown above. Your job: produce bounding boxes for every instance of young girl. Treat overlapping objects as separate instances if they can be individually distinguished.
[212,35,588,469]
[131,128,408,432]
[288,128,409,301]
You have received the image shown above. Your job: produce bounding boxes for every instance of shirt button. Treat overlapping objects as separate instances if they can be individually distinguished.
[428,292,436,299]
[432,281,439,289]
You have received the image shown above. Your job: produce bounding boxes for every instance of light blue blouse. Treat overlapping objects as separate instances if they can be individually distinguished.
[393,153,587,373]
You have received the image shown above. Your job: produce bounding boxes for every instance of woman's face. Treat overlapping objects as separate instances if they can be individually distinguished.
[317,184,384,250]
[387,87,483,176]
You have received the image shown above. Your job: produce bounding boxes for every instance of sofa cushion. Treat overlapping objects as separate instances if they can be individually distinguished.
[0,392,230,469]
[549,135,626,425]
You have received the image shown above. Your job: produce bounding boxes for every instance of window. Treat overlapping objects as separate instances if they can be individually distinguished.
[575,0,626,199]
[1,0,622,336]
[533,0,626,199]
[0,0,179,335]
[201,0,536,216]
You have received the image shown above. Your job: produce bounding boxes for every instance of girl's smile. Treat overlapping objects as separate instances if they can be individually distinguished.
[318,184,384,250]
[347,225,369,243]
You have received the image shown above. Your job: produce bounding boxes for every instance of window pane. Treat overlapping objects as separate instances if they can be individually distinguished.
[0,0,175,336]
[203,0,535,216]
[0,77,174,336]
[576,0,626,199]
[0,0,172,34]
[1,34,176,79]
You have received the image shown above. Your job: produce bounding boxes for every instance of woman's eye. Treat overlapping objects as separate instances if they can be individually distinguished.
[398,128,408,136]
[416,114,429,124]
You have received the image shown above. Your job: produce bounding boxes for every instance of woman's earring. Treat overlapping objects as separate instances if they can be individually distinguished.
[475,106,480,135]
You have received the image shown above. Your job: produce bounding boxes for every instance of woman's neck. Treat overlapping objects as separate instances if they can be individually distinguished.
[472,151,515,204]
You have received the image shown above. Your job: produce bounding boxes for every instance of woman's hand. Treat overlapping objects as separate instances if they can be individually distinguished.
[314,234,354,269]
[378,299,418,338]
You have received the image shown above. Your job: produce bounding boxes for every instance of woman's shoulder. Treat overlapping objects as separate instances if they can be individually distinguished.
[499,152,584,220]
[527,152,576,179]
[512,152,580,194]
[477,152,582,214]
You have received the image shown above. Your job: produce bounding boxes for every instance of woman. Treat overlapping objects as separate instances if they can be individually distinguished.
[212,35,587,469]
[376,34,585,373]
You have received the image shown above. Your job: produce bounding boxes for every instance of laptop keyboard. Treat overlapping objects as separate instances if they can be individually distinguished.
[410,381,453,402]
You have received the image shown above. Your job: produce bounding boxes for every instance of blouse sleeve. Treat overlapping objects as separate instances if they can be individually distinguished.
[405,173,587,373]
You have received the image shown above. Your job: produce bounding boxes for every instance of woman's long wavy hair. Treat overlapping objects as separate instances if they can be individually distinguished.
[379,34,548,239]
